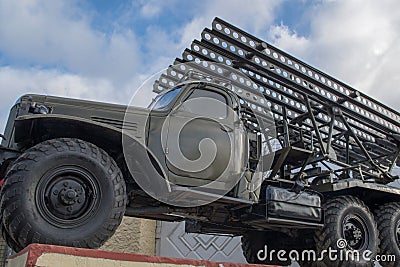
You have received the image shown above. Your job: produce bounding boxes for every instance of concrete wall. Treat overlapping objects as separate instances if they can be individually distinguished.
[0,237,7,267]
[101,217,156,255]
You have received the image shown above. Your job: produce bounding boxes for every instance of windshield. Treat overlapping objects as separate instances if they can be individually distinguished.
[149,86,182,110]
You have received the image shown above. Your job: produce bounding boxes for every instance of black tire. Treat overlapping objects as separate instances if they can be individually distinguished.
[0,161,22,252]
[295,233,328,267]
[0,138,127,251]
[0,221,21,252]
[375,202,400,267]
[313,196,378,267]
[241,231,292,265]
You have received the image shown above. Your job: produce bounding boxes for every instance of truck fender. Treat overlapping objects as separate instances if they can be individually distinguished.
[12,115,169,192]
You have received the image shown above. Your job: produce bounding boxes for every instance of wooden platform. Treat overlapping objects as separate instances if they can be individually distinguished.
[7,244,280,267]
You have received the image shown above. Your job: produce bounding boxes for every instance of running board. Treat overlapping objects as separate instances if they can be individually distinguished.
[169,185,254,207]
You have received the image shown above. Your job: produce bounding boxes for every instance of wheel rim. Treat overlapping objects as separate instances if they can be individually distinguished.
[342,214,369,250]
[36,166,101,228]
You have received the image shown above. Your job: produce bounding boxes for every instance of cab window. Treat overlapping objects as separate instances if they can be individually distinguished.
[150,87,182,110]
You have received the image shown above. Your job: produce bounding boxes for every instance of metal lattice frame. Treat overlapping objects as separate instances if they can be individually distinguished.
[155,17,400,184]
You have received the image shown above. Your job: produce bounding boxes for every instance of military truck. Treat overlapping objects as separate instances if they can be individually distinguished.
[1,18,400,267]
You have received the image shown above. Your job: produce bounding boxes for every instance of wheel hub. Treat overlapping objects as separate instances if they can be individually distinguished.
[48,178,87,216]
[59,189,77,205]
[37,166,100,228]
[343,215,368,250]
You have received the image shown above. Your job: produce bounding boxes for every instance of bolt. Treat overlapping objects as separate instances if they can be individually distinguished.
[67,190,77,199]
[77,199,82,204]
[63,182,68,187]
[67,207,72,212]
[53,190,59,195]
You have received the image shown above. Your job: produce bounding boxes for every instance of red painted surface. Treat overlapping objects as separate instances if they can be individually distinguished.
[10,244,280,267]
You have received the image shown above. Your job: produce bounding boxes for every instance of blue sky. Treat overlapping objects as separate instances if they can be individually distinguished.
[1,0,400,132]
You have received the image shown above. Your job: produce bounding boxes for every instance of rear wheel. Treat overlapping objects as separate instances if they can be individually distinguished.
[311,196,378,267]
[375,202,400,267]
[241,231,292,265]
[0,138,127,251]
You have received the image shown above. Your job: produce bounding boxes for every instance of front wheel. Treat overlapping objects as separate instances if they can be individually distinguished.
[0,138,127,251]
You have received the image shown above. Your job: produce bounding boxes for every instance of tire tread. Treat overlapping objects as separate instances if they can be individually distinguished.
[0,138,127,251]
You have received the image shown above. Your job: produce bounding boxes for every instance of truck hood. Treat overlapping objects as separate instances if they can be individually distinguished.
[20,94,151,137]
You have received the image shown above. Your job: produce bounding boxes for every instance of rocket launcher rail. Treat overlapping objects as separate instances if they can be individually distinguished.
[154,17,400,184]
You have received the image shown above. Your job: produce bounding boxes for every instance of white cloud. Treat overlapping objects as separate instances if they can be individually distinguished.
[138,0,182,19]
[0,0,284,100]
[268,1,400,110]
[268,24,310,56]
[0,0,140,84]
[0,67,115,111]
[133,0,285,86]
[140,2,162,18]
[178,0,284,49]
[0,0,146,132]
[132,0,285,80]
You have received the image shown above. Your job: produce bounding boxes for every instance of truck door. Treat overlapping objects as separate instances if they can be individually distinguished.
[164,86,245,190]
